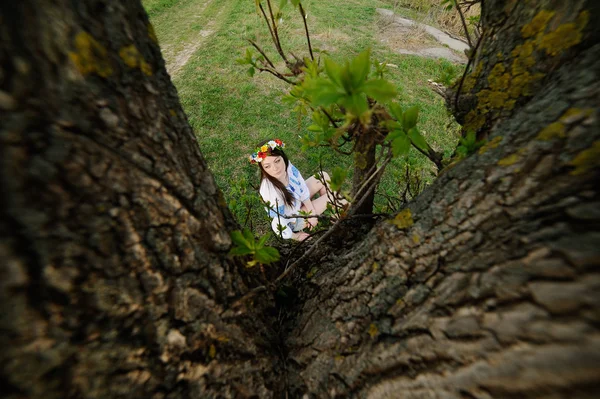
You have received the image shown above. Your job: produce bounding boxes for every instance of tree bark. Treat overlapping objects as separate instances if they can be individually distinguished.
[351,132,378,216]
[1,0,599,398]
[0,1,281,397]
[282,0,600,396]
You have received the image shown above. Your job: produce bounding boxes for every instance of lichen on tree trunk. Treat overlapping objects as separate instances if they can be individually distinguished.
[1,0,599,398]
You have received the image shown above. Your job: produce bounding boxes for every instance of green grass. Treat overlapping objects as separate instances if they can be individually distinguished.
[143,0,183,17]
[143,0,464,235]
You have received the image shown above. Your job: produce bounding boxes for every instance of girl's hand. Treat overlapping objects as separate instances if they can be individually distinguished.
[307,217,318,229]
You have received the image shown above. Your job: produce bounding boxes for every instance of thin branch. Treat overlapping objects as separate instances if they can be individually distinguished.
[262,198,334,221]
[265,0,289,63]
[258,2,281,60]
[330,147,353,156]
[298,2,314,60]
[248,39,276,69]
[231,285,268,310]
[317,161,345,220]
[321,107,339,128]
[351,151,393,215]
[412,142,443,171]
[275,198,284,240]
[452,0,473,48]
[255,66,296,84]
[353,148,392,203]
[453,32,484,115]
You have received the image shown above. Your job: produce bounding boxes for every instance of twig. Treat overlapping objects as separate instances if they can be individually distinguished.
[452,0,472,48]
[258,2,282,60]
[353,148,392,204]
[349,154,391,217]
[248,39,276,69]
[230,285,268,309]
[320,107,339,129]
[317,161,343,220]
[262,198,332,221]
[265,0,289,63]
[298,2,314,61]
[255,66,296,84]
[453,31,483,115]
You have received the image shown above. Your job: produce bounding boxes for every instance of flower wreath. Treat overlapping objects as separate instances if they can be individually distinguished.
[249,139,285,164]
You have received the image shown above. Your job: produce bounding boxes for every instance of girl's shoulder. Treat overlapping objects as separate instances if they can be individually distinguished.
[288,162,301,178]
[259,178,279,199]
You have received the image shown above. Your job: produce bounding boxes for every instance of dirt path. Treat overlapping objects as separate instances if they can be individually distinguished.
[149,0,230,78]
[376,8,469,63]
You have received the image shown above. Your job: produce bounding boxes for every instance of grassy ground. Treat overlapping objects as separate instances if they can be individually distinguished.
[143,0,466,235]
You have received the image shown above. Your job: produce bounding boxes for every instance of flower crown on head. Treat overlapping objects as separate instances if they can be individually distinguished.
[249,139,285,164]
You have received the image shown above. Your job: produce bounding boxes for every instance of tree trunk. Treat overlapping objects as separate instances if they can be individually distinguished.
[0,1,281,397]
[1,0,599,398]
[283,0,600,396]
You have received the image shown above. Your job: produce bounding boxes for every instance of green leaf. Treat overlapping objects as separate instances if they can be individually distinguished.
[242,229,255,246]
[389,130,411,157]
[408,127,429,151]
[279,0,288,10]
[247,67,255,77]
[383,120,402,130]
[338,64,354,93]
[307,124,322,132]
[230,230,252,250]
[255,246,281,264]
[403,106,419,131]
[343,93,368,117]
[256,233,269,248]
[388,103,404,124]
[229,246,253,256]
[362,79,398,102]
[324,58,343,88]
[290,0,300,7]
[305,79,344,106]
[349,49,371,90]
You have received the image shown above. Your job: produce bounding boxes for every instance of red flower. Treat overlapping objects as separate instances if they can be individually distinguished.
[258,151,267,159]
[275,139,283,146]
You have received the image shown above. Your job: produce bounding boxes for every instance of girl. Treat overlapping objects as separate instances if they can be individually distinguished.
[249,139,338,241]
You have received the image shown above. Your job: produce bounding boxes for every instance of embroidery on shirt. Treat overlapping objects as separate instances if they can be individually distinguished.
[268,204,286,218]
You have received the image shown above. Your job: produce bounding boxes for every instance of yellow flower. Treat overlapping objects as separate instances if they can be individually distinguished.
[260,145,268,152]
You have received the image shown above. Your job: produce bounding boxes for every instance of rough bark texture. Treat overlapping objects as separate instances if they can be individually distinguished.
[1,0,599,398]
[282,0,600,396]
[0,1,280,397]
[351,134,377,216]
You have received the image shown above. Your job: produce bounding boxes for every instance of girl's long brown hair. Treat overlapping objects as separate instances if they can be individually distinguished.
[257,141,295,207]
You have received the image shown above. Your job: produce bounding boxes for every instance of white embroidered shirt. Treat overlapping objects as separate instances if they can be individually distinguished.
[259,162,310,239]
